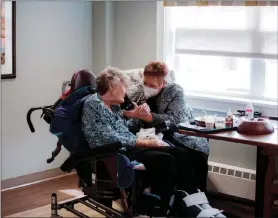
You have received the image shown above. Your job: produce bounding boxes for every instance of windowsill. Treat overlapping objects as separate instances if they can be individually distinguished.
[185,92,278,108]
[184,92,278,117]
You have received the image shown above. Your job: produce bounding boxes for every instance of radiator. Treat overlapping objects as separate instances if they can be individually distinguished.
[207,161,256,200]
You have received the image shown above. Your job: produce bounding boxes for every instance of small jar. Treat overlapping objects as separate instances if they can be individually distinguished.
[215,117,225,129]
[225,111,234,128]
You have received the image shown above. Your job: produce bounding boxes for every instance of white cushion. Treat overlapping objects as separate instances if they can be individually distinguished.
[122,68,176,89]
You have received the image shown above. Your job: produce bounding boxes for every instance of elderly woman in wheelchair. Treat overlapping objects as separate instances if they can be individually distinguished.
[77,66,226,218]
[28,68,226,217]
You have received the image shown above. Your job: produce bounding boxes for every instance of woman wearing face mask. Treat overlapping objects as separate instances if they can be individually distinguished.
[124,61,210,193]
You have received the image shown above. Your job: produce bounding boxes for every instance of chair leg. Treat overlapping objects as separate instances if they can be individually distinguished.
[264,195,274,218]
[263,155,275,218]
[51,193,59,217]
[131,175,137,215]
[120,189,133,217]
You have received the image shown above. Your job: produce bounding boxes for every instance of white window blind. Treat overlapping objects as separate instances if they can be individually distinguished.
[164,6,278,102]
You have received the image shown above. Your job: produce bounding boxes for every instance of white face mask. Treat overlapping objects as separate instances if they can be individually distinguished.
[143,85,160,99]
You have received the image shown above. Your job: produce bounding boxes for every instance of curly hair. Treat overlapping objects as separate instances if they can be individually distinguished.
[143,61,169,78]
[96,66,129,96]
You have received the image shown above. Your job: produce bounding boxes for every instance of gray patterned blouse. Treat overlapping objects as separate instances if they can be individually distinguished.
[81,93,140,148]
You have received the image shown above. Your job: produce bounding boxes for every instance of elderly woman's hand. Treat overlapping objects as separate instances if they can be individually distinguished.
[155,139,169,147]
[138,103,151,115]
[123,102,140,118]
[123,102,153,123]
[136,139,169,148]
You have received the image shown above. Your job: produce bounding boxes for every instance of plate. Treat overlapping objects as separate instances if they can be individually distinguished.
[194,116,206,127]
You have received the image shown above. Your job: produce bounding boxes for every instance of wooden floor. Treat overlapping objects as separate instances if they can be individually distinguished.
[2,174,80,217]
[7,199,123,217]
[1,173,259,217]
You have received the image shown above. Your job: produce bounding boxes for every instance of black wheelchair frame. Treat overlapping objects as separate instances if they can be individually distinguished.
[27,106,173,218]
[50,149,135,218]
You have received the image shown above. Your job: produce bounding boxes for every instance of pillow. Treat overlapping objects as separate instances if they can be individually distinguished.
[123,68,144,88]
[122,68,176,89]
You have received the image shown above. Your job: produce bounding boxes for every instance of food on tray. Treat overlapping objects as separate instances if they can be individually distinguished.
[200,116,206,121]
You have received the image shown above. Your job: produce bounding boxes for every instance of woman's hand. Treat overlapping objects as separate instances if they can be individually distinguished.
[136,139,169,148]
[155,140,169,147]
[123,102,150,118]
[123,102,153,122]
[138,103,151,115]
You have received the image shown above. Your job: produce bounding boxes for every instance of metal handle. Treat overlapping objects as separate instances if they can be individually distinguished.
[62,81,71,94]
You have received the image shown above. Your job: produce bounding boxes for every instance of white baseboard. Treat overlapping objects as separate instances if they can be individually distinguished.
[207,161,256,201]
[1,168,76,192]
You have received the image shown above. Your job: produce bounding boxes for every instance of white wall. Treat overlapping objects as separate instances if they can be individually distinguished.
[105,1,115,67]
[92,1,157,73]
[111,1,157,70]
[1,1,93,180]
[0,54,2,212]
[92,2,106,74]
[91,1,116,74]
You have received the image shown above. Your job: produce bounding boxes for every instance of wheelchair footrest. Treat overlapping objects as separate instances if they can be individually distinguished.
[51,193,123,218]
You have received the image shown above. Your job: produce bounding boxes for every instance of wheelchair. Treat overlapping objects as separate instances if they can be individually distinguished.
[27,104,174,218]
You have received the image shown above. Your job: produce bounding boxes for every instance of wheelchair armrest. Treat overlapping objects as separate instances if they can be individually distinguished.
[154,120,179,134]
[60,142,122,173]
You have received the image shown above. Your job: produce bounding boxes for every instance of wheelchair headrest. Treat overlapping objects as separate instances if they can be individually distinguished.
[70,70,97,92]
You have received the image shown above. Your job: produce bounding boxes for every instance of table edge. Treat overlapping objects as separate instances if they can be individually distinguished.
[178,129,278,148]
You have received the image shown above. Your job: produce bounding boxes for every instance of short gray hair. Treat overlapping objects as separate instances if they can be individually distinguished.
[96,66,130,95]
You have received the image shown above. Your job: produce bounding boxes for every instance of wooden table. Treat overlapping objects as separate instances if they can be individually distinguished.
[179,120,278,218]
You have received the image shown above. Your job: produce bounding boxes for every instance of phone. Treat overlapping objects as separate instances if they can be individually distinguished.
[120,95,135,111]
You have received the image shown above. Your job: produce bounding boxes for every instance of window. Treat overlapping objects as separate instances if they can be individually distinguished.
[164,6,278,103]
